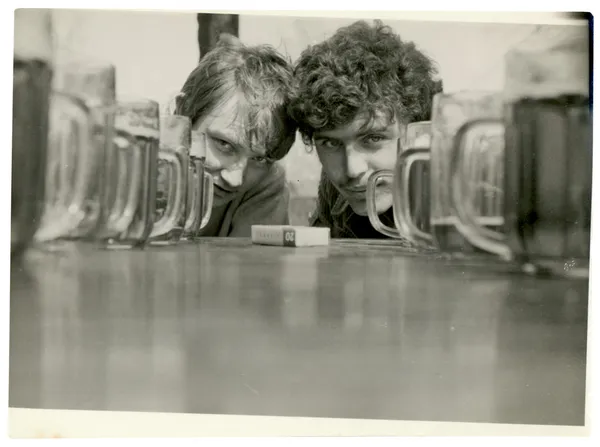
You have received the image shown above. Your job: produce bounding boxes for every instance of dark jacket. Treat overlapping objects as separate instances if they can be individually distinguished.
[197,163,290,237]
[308,171,396,239]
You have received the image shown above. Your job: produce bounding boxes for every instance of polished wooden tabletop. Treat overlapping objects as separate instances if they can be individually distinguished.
[9,238,589,427]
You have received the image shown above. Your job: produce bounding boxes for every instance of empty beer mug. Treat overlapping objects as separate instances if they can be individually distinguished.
[35,62,119,243]
[106,98,160,249]
[12,9,53,257]
[367,121,432,239]
[34,93,93,243]
[149,115,189,245]
[451,32,592,277]
[181,131,213,240]
[392,92,505,253]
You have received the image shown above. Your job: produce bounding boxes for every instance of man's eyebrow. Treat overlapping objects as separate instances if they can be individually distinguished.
[207,127,245,146]
[357,124,393,135]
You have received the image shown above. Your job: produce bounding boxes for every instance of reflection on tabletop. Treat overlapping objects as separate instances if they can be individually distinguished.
[10,238,588,426]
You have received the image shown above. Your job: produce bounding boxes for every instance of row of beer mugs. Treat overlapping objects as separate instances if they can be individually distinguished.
[366,31,592,278]
[12,9,213,258]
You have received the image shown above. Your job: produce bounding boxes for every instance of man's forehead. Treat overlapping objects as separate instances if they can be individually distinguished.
[315,112,399,138]
[197,95,249,143]
[207,96,247,131]
[197,105,269,156]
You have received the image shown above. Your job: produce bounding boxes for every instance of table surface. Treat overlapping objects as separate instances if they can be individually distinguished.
[9,238,589,427]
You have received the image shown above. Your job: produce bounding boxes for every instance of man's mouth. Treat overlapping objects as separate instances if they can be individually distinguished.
[213,182,238,194]
[342,187,368,200]
[345,186,367,193]
[343,181,391,201]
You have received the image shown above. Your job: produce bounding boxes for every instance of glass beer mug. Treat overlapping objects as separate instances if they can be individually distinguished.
[450,33,592,277]
[149,115,189,245]
[377,91,505,254]
[401,120,432,152]
[106,98,160,249]
[34,62,121,244]
[12,9,53,258]
[367,121,432,239]
[180,131,213,240]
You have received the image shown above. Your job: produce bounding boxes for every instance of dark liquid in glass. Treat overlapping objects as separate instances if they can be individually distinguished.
[504,96,591,268]
[408,159,431,234]
[12,58,52,257]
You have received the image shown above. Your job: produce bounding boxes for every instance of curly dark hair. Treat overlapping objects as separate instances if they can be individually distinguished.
[288,20,443,144]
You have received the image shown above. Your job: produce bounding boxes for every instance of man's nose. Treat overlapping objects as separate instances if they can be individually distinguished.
[345,146,369,180]
[220,158,248,188]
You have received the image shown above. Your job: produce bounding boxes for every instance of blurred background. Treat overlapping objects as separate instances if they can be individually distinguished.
[50,10,579,224]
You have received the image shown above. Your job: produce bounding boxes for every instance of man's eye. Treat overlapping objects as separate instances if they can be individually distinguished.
[316,139,339,149]
[364,135,385,144]
[251,156,269,164]
[211,137,235,155]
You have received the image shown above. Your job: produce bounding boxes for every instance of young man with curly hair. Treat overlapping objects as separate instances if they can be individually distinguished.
[289,20,442,238]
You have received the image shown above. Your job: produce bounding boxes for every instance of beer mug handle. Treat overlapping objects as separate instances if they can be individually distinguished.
[200,171,214,229]
[110,133,143,233]
[150,150,184,237]
[58,93,94,218]
[393,148,434,247]
[35,92,93,242]
[107,137,130,224]
[184,167,198,230]
[366,170,401,238]
[171,148,187,227]
[451,119,512,261]
[48,108,73,208]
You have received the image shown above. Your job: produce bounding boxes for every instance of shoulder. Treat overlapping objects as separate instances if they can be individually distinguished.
[266,161,287,186]
[317,171,338,200]
[309,171,339,226]
[244,162,288,199]
[230,162,290,232]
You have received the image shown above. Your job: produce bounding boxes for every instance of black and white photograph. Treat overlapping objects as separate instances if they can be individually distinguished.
[4,3,596,439]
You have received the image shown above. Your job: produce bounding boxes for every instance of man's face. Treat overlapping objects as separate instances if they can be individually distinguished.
[313,112,402,216]
[190,95,272,207]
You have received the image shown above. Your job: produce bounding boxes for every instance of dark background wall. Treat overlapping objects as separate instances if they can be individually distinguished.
[197,13,239,59]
